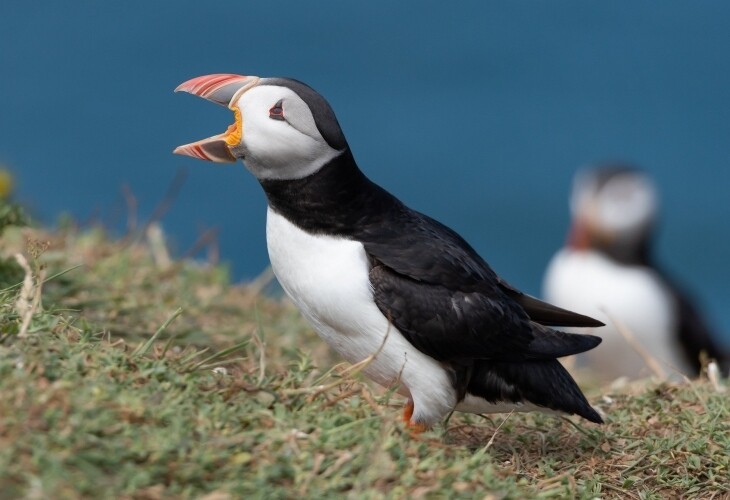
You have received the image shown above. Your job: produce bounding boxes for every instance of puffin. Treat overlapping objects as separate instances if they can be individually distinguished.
[543,165,729,380]
[174,74,605,429]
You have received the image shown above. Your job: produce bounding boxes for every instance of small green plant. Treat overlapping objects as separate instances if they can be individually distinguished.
[0,196,30,289]
[0,256,23,290]
[0,200,29,235]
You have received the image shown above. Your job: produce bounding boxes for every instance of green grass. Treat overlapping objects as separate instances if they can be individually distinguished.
[0,224,728,499]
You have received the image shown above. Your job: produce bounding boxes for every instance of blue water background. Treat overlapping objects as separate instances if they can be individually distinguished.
[1,2,728,344]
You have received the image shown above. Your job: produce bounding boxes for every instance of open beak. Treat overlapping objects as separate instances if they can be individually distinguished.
[174,74,260,162]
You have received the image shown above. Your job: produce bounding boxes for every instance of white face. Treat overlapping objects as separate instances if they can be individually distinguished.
[571,169,657,241]
[229,85,342,181]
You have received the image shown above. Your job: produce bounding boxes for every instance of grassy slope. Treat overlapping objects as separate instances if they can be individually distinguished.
[0,225,728,499]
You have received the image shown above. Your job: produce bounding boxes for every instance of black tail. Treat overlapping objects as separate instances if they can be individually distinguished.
[466,358,603,424]
[526,323,602,359]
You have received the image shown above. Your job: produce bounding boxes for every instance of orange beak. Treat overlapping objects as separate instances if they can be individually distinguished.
[173,74,260,162]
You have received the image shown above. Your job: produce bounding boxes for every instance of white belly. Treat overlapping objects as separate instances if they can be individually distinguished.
[543,248,690,380]
[265,207,456,424]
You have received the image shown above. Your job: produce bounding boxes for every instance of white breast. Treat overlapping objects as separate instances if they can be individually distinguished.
[543,248,690,380]
[265,207,456,424]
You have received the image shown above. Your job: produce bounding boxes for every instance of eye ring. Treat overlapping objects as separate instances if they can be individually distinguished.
[269,99,285,121]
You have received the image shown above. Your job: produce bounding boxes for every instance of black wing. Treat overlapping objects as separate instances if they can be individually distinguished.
[655,271,730,376]
[369,264,600,362]
[362,208,601,363]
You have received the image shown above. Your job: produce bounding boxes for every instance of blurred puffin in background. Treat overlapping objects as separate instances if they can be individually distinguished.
[543,164,729,380]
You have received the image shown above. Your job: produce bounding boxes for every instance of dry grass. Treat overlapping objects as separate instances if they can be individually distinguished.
[0,223,728,499]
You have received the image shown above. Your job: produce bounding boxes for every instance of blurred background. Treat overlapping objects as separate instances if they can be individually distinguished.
[1,1,728,345]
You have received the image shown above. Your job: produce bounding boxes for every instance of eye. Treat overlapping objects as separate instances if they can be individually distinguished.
[269,99,285,121]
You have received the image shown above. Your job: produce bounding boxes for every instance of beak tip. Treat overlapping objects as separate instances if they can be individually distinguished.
[173,141,237,163]
[173,143,207,161]
[174,74,260,106]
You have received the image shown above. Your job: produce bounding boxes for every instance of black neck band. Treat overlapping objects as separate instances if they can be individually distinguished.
[259,150,401,236]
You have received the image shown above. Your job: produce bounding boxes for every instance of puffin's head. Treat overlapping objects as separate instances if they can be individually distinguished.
[568,165,658,252]
[174,74,348,180]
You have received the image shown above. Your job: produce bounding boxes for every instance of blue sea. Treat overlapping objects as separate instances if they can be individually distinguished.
[1,1,728,344]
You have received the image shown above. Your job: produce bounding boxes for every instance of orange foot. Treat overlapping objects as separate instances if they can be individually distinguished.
[402,399,430,434]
